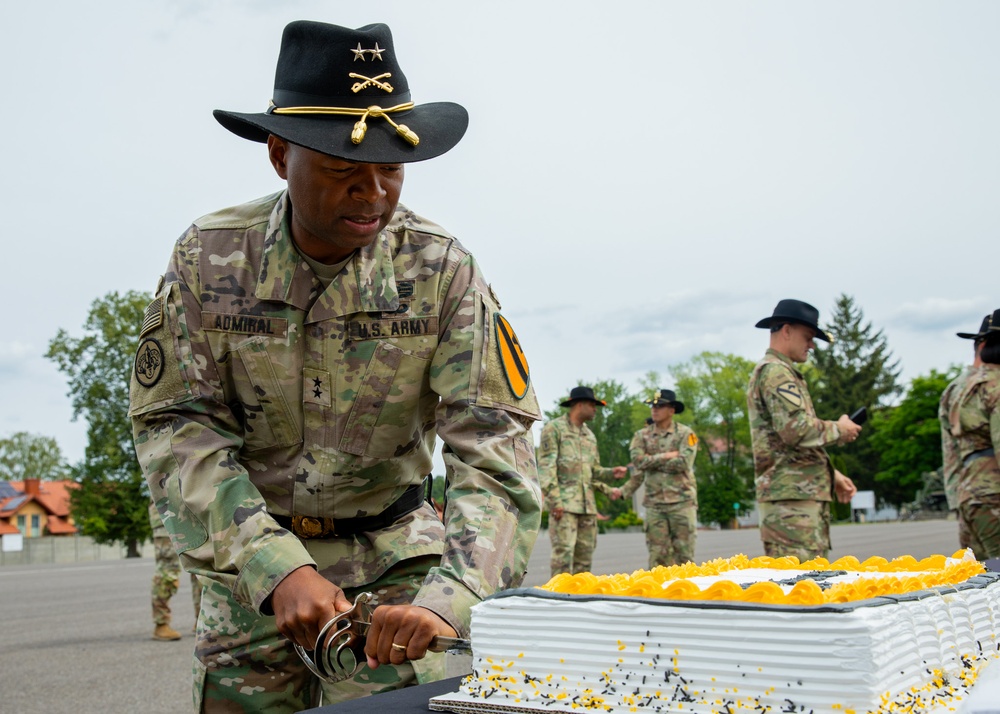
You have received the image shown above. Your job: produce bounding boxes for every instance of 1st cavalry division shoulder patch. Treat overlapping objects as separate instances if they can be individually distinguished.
[776,382,803,408]
[493,313,530,400]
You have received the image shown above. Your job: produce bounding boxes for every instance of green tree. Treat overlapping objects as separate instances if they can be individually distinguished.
[870,368,960,508]
[542,379,641,525]
[46,290,152,556]
[0,432,69,481]
[668,352,757,527]
[807,294,901,503]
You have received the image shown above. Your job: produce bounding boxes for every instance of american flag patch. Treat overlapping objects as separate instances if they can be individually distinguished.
[140,297,163,337]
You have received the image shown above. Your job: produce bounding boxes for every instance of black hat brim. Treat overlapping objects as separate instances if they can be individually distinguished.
[560,398,607,407]
[645,400,685,414]
[755,316,832,343]
[213,101,468,164]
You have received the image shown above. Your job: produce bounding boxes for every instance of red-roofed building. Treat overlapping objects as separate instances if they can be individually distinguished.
[0,478,78,537]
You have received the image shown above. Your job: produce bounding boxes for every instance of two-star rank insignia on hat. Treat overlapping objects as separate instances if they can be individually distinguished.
[494,314,530,400]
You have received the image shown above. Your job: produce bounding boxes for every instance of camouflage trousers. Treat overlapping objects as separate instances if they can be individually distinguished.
[152,535,202,625]
[644,501,697,568]
[193,554,446,713]
[758,500,831,562]
[549,511,598,576]
[958,494,1000,560]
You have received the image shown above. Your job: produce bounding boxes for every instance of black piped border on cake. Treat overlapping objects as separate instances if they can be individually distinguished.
[485,572,1000,614]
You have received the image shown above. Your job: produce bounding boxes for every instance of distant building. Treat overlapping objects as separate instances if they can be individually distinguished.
[0,478,78,538]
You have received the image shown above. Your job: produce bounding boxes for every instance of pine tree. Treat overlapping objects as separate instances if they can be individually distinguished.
[807,294,901,500]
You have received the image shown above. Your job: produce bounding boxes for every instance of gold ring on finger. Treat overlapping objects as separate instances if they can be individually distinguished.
[391,642,407,652]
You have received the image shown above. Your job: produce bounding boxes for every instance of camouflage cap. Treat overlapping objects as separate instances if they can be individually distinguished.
[214,21,468,164]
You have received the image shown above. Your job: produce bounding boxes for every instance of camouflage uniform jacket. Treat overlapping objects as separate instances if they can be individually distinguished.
[128,191,542,637]
[940,367,971,510]
[622,422,698,506]
[951,364,1000,504]
[537,415,617,514]
[747,349,839,502]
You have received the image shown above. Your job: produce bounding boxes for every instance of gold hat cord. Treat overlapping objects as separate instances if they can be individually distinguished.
[267,101,419,147]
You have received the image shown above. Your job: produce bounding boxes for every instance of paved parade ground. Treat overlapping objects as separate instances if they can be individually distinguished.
[0,520,961,714]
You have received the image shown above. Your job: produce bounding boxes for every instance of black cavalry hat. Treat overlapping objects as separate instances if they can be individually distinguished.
[755,299,832,343]
[560,386,607,408]
[213,21,469,163]
[643,389,685,414]
[957,309,1000,340]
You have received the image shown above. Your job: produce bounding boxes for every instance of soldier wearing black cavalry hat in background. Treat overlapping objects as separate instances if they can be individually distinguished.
[947,309,1000,561]
[619,389,700,568]
[746,299,862,562]
[537,386,628,577]
[128,20,542,711]
[940,314,990,530]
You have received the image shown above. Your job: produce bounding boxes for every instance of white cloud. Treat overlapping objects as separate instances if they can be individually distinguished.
[886,298,993,333]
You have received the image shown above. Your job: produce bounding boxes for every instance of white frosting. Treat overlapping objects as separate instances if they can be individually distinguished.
[430,571,1000,714]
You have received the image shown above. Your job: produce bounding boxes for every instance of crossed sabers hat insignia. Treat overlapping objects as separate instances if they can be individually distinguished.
[349,72,393,93]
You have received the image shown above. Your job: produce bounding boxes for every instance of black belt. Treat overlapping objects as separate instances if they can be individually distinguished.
[271,484,425,539]
[963,447,996,468]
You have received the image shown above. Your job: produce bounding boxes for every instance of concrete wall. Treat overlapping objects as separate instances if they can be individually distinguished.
[0,534,154,566]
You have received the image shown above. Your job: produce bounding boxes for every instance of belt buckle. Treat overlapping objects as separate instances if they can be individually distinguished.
[293,515,329,539]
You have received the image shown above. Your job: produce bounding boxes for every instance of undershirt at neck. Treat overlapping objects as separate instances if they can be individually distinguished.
[297,249,356,289]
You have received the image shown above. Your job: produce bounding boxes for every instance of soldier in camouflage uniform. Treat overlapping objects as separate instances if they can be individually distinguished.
[621,389,699,567]
[149,501,202,640]
[950,309,1000,560]
[129,21,541,712]
[537,386,627,577]
[940,315,987,521]
[747,300,862,561]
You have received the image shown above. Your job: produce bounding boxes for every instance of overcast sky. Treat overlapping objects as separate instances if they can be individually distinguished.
[1,0,996,467]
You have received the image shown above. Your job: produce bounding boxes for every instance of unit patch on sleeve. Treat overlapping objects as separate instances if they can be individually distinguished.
[687,433,698,447]
[776,382,803,408]
[493,313,530,399]
[134,338,165,388]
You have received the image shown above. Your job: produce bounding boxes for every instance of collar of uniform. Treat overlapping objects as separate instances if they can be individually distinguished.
[306,228,399,321]
[764,347,803,377]
[255,192,322,309]
[254,192,401,317]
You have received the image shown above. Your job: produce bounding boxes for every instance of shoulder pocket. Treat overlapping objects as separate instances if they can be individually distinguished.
[474,293,540,419]
[129,282,197,417]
